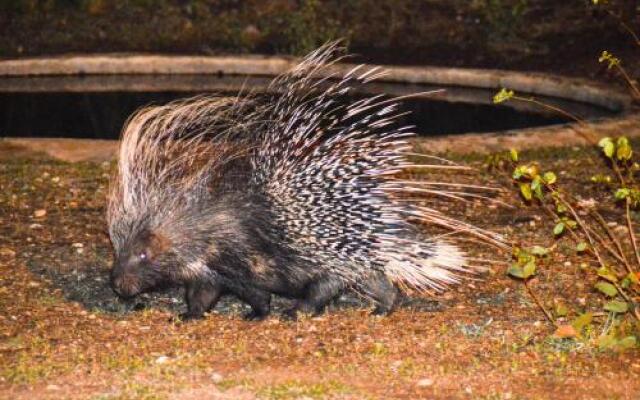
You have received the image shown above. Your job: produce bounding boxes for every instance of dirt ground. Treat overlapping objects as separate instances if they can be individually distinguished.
[1,1,639,81]
[0,142,639,400]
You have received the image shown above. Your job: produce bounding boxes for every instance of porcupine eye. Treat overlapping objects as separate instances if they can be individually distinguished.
[138,252,147,261]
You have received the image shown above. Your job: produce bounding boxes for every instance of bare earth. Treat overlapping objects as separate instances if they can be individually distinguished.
[0,142,639,400]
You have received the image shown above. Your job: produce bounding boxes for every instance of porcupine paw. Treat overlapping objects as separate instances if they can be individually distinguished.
[371,304,396,316]
[281,307,300,321]
[282,301,320,321]
[243,309,270,321]
[175,311,205,322]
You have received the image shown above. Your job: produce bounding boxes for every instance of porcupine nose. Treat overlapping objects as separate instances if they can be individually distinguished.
[110,264,137,299]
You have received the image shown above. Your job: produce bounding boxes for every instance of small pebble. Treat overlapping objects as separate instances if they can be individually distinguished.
[46,384,61,391]
[34,209,47,218]
[155,355,170,364]
[416,378,433,387]
[210,372,224,383]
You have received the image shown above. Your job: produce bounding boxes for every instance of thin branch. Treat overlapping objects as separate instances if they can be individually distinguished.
[626,199,640,270]
[524,279,557,328]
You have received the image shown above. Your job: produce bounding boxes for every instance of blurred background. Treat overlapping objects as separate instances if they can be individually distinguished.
[1,0,638,79]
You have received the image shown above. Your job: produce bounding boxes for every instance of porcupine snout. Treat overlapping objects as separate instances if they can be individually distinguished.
[110,259,140,299]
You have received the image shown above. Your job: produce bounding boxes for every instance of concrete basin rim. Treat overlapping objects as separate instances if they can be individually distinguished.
[0,53,631,112]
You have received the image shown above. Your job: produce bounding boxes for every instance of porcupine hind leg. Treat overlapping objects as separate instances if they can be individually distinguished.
[180,279,225,321]
[361,272,400,316]
[234,285,272,321]
[284,276,346,320]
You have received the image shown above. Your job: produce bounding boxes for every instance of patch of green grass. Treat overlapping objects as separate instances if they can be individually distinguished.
[216,377,254,391]
[0,336,69,384]
[102,352,147,373]
[257,380,351,400]
[91,382,168,400]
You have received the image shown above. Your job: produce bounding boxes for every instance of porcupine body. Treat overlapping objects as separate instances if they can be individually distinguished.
[107,44,504,320]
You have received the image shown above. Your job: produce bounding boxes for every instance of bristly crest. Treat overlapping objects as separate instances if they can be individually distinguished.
[108,41,506,292]
[107,97,255,271]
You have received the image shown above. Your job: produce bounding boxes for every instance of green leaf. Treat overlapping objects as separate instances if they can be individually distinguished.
[604,300,629,313]
[571,312,593,331]
[534,186,543,201]
[509,148,518,162]
[576,242,588,252]
[553,222,565,236]
[598,137,615,158]
[507,264,525,279]
[621,271,637,288]
[565,219,577,229]
[519,183,532,201]
[615,188,630,201]
[493,88,515,104]
[507,262,535,279]
[543,172,557,185]
[616,137,632,161]
[595,282,618,297]
[555,303,568,317]
[530,246,549,256]
[512,166,526,179]
[597,267,618,283]
[617,336,637,350]
[522,260,536,279]
[598,333,617,350]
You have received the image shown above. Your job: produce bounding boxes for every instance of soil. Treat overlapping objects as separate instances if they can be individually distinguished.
[1,142,639,399]
[1,1,639,81]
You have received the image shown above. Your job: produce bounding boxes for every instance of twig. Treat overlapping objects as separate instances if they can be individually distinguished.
[605,9,640,48]
[626,199,640,270]
[585,224,630,269]
[513,96,598,145]
[554,192,606,267]
[524,279,557,328]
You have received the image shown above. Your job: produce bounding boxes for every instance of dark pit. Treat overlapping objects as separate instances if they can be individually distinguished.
[0,75,617,139]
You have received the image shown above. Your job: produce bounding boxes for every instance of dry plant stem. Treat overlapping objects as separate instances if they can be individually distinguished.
[552,190,606,267]
[605,9,640,47]
[615,65,640,99]
[585,224,630,269]
[589,211,634,272]
[625,199,640,270]
[542,201,619,269]
[592,211,630,269]
[513,96,597,145]
[610,160,627,187]
[523,279,556,328]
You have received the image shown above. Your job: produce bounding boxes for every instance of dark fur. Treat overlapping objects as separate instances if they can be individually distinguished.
[110,158,399,320]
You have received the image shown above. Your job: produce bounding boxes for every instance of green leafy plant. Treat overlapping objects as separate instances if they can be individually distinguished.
[493,96,640,349]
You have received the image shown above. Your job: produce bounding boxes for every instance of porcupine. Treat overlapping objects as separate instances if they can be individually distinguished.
[107,43,505,320]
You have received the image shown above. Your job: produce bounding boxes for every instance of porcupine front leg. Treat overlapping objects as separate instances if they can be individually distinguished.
[180,279,224,321]
[284,276,346,319]
[361,272,400,315]
[234,285,272,321]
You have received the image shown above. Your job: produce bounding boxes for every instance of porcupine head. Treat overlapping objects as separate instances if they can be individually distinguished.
[107,97,248,298]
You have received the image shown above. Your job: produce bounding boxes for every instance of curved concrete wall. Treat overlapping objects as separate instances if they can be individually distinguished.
[0,54,631,112]
[0,54,637,161]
